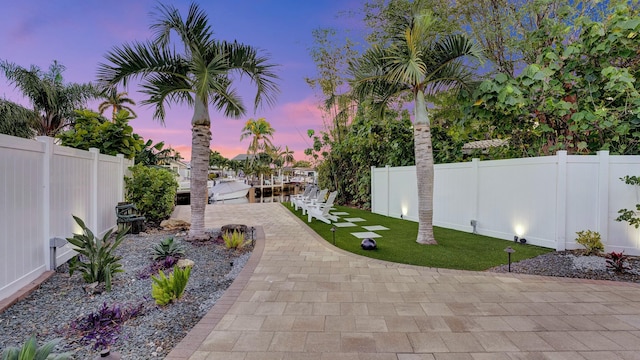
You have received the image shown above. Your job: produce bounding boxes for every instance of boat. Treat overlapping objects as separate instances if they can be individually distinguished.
[177,180,214,195]
[209,180,252,202]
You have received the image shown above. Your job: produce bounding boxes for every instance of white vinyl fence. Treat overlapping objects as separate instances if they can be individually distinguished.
[372,151,640,255]
[0,134,132,302]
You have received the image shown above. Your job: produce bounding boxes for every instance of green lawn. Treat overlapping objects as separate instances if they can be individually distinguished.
[285,203,553,271]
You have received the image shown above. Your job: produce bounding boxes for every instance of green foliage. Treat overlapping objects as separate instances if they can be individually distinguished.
[1,336,69,360]
[285,203,552,270]
[135,139,181,166]
[124,164,178,222]
[616,175,640,228]
[575,230,604,255]
[66,216,125,292]
[468,6,640,156]
[152,237,185,261]
[57,109,143,159]
[0,99,35,138]
[223,231,248,250]
[151,265,192,306]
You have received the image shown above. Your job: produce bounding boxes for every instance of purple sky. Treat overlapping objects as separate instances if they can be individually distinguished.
[0,1,365,161]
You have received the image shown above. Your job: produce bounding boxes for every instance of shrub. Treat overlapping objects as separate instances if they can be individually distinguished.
[152,237,185,261]
[151,265,192,306]
[606,251,631,273]
[124,164,178,222]
[66,216,125,291]
[1,335,70,360]
[222,231,247,250]
[575,230,604,255]
[69,302,144,351]
[616,176,640,229]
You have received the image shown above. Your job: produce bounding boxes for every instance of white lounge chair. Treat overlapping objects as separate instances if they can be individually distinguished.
[307,191,338,224]
[293,186,320,211]
[290,184,315,206]
[301,188,328,215]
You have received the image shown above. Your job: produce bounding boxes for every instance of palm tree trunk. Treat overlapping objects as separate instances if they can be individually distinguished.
[414,91,437,245]
[188,98,211,240]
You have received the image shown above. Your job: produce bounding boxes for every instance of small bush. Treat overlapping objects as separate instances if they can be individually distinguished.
[575,230,604,255]
[69,302,144,351]
[66,216,125,291]
[151,265,192,306]
[152,237,185,261]
[606,251,631,273]
[223,231,247,250]
[124,164,178,222]
[1,335,70,360]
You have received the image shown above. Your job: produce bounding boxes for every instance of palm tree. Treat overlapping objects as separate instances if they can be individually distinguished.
[97,3,279,240]
[279,145,295,168]
[240,117,276,160]
[350,4,483,245]
[98,87,137,120]
[0,60,99,136]
[0,99,35,138]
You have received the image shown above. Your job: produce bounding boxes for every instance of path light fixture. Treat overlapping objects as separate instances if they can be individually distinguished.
[250,226,255,247]
[504,246,515,272]
[330,226,336,245]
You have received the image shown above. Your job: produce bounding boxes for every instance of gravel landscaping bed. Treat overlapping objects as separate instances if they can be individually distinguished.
[489,249,640,283]
[0,227,252,359]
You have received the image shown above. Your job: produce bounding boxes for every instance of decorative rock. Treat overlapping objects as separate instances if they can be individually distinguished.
[176,259,195,268]
[221,224,248,235]
[361,238,377,250]
[160,219,191,231]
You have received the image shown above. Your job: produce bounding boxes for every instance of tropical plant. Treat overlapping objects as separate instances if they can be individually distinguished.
[0,99,35,138]
[66,216,125,292]
[616,175,640,228]
[56,109,143,159]
[1,336,70,360]
[124,164,178,222]
[349,2,483,243]
[152,237,185,261]
[606,251,631,273]
[222,230,247,250]
[0,60,99,136]
[151,265,192,306]
[240,117,276,161]
[69,302,144,351]
[575,230,604,255]
[279,145,295,168]
[98,86,137,120]
[135,139,181,166]
[97,3,279,240]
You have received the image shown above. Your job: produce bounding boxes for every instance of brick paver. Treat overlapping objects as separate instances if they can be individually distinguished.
[165,203,640,359]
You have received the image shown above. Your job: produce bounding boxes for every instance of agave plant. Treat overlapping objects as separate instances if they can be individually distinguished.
[1,335,70,360]
[152,237,186,261]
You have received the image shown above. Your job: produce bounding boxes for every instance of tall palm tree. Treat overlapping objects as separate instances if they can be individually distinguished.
[98,87,137,120]
[97,3,279,240]
[0,60,99,136]
[240,117,276,160]
[279,145,295,168]
[350,3,483,245]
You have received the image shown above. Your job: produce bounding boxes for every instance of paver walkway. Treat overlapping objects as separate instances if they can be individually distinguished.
[166,203,640,360]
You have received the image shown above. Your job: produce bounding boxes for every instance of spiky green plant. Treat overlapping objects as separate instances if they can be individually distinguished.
[66,215,125,291]
[151,265,192,306]
[1,335,70,360]
[222,231,247,250]
[152,237,185,261]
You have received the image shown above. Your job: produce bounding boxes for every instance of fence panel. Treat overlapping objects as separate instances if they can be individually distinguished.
[371,151,640,255]
[0,135,129,302]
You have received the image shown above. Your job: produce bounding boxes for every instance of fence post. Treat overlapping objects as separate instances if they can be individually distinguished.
[370,166,376,214]
[555,151,567,251]
[471,158,479,231]
[597,150,610,247]
[36,136,53,270]
[117,154,125,202]
[89,148,99,233]
[385,165,391,216]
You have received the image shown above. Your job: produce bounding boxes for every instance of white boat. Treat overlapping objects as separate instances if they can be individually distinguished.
[209,180,251,202]
[177,180,214,195]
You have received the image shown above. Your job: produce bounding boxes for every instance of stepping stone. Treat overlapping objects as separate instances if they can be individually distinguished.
[332,211,350,216]
[351,231,381,239]
[344,217,366,222]
[362,225,389,231]
[333,222,357,228]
